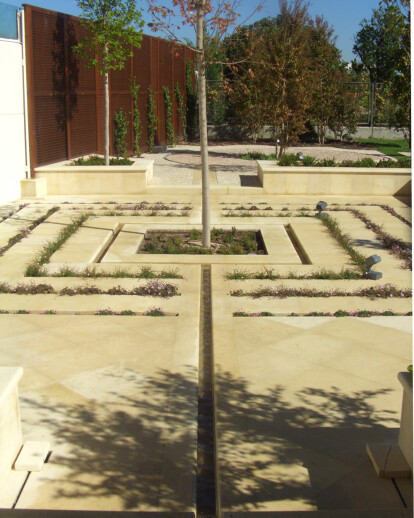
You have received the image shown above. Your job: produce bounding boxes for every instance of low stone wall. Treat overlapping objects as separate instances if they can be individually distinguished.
[257,161,411,196]
[33,159,153,195]
[0,367,23,492]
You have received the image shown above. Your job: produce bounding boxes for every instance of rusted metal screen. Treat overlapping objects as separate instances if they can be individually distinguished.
[24,4,194,170]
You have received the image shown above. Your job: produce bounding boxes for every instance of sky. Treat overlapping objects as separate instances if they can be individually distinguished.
[3,0,382,62]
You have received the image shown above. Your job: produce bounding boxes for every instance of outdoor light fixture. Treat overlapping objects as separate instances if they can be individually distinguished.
[316,201,328,212]
[297,152,304,161]
[315,201,328,218]
[364,254,382,280]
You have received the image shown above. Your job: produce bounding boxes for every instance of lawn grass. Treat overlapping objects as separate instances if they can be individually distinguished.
[355,138,410,158]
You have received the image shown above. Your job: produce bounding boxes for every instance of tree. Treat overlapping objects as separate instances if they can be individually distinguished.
[224,22,270,141]
[381,0,410,141]
[353,0,410,138]
[226,1,315,157]
[73,0,144,165]
[307,18,361,143]
[147,0,261,248]
[308,17,341,144]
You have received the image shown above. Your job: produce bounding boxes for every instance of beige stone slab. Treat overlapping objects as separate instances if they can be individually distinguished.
[229,296,412,316]
[289,221,350,265]
[314,460,406,510]
[49,222,119,263]
[260,227,301,263]
[361,207,412,243]
[0,294,181,314]
[366,443,411,478]
[14,441,50,472]
[102,224,145,262]
[214,307,412,513]
[11,318,198,511]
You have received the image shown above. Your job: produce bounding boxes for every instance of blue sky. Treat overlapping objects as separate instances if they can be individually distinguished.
[4,0,381,61]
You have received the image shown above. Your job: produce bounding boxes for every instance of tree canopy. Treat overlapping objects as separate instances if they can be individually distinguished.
[73,0,144,165]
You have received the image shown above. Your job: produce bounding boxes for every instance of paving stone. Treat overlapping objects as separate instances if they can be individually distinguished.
[14,441,50,472]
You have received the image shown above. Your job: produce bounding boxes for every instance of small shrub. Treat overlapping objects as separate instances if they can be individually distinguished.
[189,228,200,240]
[95,308,117,315]
[239,152,276,160]
[144,307,166,316]
[302,155,317,166]
[317,158,337,167]
[147,86,158,153]
[278,153,300,166]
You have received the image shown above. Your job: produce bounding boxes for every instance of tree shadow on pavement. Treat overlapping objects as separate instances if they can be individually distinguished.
[20,367,197,511]
[215,369,401,511]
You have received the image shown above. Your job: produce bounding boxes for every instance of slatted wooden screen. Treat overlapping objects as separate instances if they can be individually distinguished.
[24,4,194,170]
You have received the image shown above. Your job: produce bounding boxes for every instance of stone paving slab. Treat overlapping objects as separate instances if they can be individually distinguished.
[211,263,412,513]
[1,298,199,511]
[0,188,411,514]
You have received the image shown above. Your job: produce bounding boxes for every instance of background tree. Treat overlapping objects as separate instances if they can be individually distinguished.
[226,1,315,157]
[308,17,341,144]
[73,0,144,165]
[353,0,410,137]
[224,21,273,141]
[380,0,410,141]
[147,0,261,248]
[328,76,361,141]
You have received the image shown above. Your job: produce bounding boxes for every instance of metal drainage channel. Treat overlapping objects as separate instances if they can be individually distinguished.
[197,265,216,517]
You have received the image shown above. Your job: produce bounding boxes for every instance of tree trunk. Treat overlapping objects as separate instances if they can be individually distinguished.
[104,69,110,166]
[196,0,210,248]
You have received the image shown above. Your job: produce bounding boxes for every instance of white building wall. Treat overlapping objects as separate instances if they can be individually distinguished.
[0,37,26,203]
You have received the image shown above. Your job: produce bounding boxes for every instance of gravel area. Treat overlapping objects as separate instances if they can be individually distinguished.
[141,143,394,186]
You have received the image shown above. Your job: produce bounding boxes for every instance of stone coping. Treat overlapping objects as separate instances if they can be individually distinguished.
[258,163,411,175]
[34,158,153,172]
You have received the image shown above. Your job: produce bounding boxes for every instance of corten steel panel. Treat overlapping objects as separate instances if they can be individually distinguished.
[151,39,158,89]
[70,21,95,92]
[32,10,64,93]
[69,94,97,157]
[35,96,67,164]
[133,36,151,89]
[138,90,149,152]
[158,95,166,146]
[25,5,194,169]
[159,40,172,88]
[111,56,132,91]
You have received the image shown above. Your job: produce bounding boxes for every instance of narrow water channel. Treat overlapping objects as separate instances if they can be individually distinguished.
[196,265,216,517]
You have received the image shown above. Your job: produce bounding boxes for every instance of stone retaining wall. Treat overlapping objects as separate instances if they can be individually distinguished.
[33,159,153,195]
[257,162,411,196]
